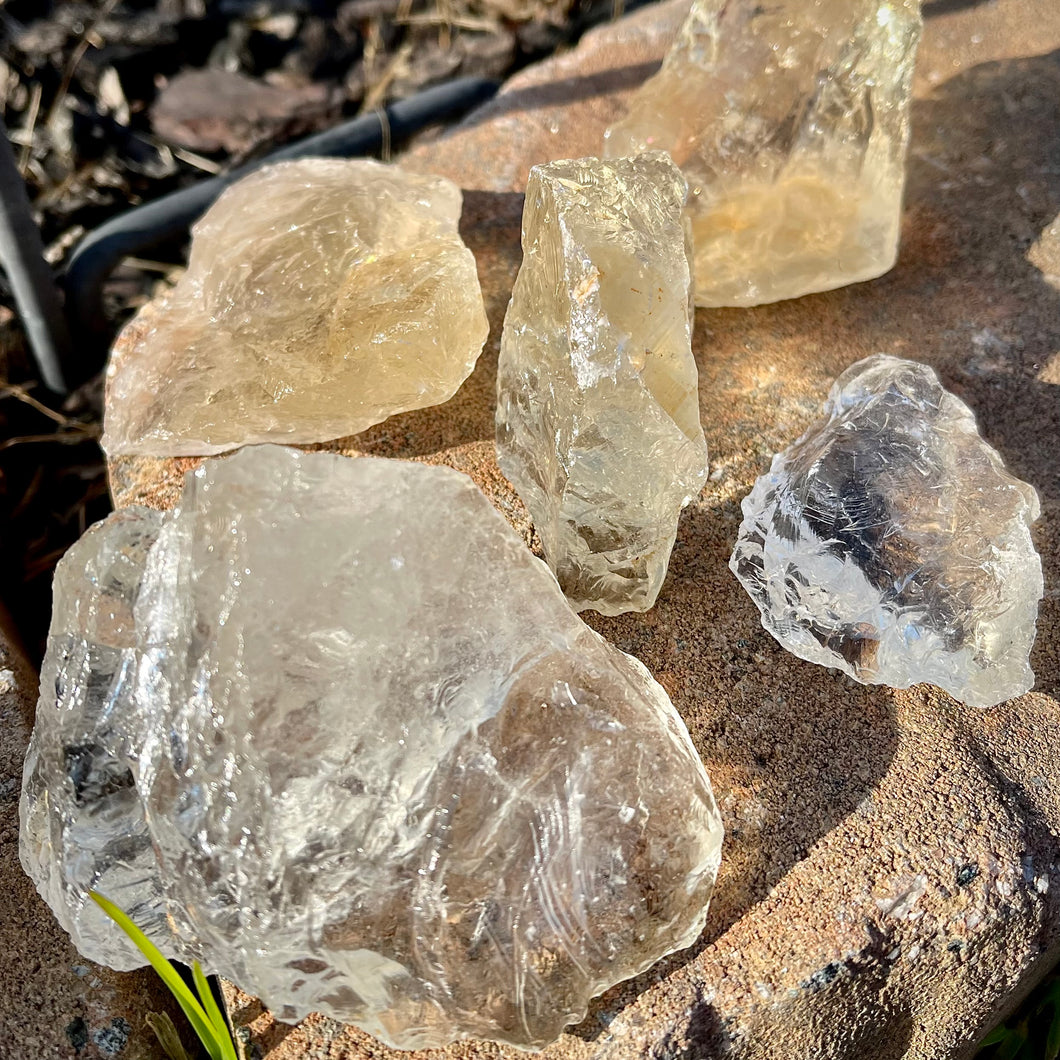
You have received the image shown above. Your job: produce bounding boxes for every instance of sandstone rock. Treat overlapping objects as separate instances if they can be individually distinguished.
[496,153,707,615]
[101,159,489,457]
[604,0,922,307]
[100,1,1060,1057]
[730,355,1043,707]
[20,445,723,1052]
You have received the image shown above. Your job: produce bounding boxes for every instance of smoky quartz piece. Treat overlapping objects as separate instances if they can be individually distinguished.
[605,0,922,307]
[102,159,489,457]
[21,445,723,1050]
[730,355,1042,707]
[496,153,708,615]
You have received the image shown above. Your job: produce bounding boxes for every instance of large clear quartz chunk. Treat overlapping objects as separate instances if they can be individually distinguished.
[730,355,1043,707]
[20,445,723,1050]
[496,153,708,615]
[604,0,923,308]
[102,159,489,457]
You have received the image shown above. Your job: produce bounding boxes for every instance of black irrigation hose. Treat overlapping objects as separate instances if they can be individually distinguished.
[0,126,74,395]
[60,75,499,390]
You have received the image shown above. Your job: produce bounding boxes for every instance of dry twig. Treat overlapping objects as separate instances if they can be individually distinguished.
[0,427,99,452]
[45,0,123,129]
[17,81,41,176]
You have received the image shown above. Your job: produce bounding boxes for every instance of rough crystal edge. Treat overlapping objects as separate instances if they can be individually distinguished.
[729,354,1043,708]
[21,446,724,1050]
[603,0,923,308]
[496,152,707,616]
[101,160,489,459]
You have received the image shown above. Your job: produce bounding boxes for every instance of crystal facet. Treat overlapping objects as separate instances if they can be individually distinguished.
[730,355,1043,708]
[20,445,723,1050]
[102,159,489,457]
[496,153,708,615]
[604,0,922,308]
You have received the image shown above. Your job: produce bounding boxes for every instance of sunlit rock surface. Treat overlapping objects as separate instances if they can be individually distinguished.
[604,0,922,308]
[102,159,489,457]
[730,355,1042,708]
[20,445,723,1051]
[496,154,707,615]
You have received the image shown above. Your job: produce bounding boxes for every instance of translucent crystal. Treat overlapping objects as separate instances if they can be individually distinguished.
[604,0,922,308]
[20,445,723,1051]
[730,355,1043,708]
[101,159,489,457]
[496,153,708,615]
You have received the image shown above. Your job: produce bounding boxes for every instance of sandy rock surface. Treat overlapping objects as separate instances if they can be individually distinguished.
[106,0,1060,1057]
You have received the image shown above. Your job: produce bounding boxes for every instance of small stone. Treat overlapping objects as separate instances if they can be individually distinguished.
[730,355,1043,708]
[604,0,923,308]
[20,445,723,1051]
[150,69,333,153]
[102,159,489,457]
[496,153,708,615]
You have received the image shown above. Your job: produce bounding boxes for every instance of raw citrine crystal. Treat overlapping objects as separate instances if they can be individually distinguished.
[496,153,708,615]
[102,159,489,457]
[605,0,923,307]
[20,445,723,1050]
[730,356,1043,707]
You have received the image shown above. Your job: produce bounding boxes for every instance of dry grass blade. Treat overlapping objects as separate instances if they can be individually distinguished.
[361,41,415,112]
[396,11,500,32]
[45,0,122,128]
[17,81,42,176]
[0,382,76,426]
[0,426,99,451]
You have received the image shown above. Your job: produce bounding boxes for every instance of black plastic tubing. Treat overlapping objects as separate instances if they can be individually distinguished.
[0,127,74,393]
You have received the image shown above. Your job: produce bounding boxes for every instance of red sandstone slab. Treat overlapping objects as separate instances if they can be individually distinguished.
[103,1,1060,1057]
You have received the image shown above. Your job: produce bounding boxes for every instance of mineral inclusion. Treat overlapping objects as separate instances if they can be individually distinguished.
[604,0,923,307]
[20,445,723,1050]
[730,355,1043,708]
[496,153,708,616]
[101,159,489,457]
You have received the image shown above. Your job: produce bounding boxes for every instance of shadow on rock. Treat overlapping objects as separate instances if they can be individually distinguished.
[923,0,996,17]
[571,493,902,1043]
[901,50,1060,493]
[650,950,917,1060]
[885,50,1060,697]
[956,709,1060,952]
[571,49,1060,1047]
[905,53,1060,703]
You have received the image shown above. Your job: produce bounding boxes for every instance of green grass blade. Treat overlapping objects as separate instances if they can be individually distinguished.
[1042,982,1060,1060]
[89,891,225,1060]
[980,1026,1012,1048]
[1048,1023,1060,1060]
[145,1012,191,1060]
[192,960,238,1060]
[994,1023,1027,1060]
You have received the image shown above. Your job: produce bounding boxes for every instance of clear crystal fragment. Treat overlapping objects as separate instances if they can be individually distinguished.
[604,0,923,307]
[20,445,723,1050]
[730,355,1043,708]
[496,153,708,615]
[102,159,489,457]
